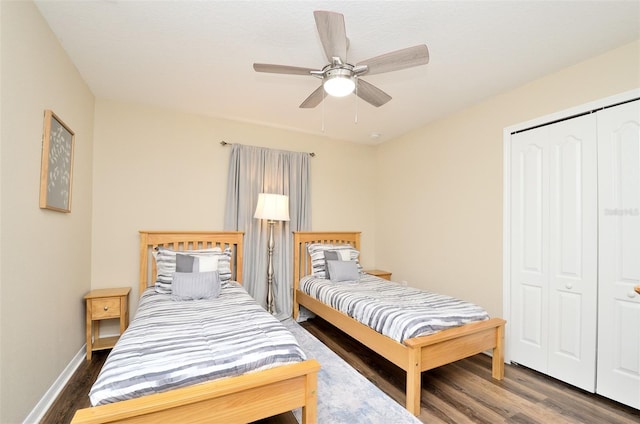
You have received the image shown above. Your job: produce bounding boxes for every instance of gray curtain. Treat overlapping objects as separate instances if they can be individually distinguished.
[224,144,311,320]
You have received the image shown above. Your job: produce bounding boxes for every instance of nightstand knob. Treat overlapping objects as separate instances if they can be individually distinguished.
[103,305,109,311]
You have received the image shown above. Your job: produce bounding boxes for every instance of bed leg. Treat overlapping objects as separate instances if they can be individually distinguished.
[301,371,318,424]
[406,347,421,416]
[492,322,505,380]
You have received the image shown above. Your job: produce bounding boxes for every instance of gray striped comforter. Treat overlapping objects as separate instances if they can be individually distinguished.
[89,282,306,406]
[300,274,489,343]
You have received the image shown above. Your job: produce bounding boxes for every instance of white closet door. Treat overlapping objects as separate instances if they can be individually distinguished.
[547,115,598,392]
[510,126,550,372]
[596,100,640,409]
[510,114,598,391]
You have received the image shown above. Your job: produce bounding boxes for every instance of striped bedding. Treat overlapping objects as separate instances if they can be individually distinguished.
[300,274,490,343]
[89,282,306,406]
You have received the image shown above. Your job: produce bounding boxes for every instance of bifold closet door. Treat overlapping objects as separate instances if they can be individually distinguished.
[510,113,597,391]
[547,115,598,391]
[596,100,640,409]
[510,125,550,372]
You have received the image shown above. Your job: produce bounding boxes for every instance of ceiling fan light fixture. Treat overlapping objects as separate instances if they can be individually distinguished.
[323,69,355,97]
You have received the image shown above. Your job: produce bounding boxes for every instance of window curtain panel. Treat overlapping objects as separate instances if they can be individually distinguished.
[224,144,311,320]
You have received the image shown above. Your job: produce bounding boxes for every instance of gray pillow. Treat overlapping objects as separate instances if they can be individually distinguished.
[326,260,360,283]
[176,253,197,272]
[171,271,220,300]
[323,250,341,279]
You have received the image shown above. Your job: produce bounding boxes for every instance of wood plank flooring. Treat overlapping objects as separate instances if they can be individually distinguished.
[43,317,639,423]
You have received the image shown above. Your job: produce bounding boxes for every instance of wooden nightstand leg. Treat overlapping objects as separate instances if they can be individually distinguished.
[86,301,92,361]
[120,296,127,334]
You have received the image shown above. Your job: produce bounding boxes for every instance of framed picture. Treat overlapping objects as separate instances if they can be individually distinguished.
[39,109,75,212]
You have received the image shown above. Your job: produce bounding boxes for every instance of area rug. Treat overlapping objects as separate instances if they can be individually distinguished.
[282,318,422,424]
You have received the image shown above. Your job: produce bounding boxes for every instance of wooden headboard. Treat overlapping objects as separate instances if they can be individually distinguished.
[292,231,361,284]
[139,231,244,295]
[292,231,361,319]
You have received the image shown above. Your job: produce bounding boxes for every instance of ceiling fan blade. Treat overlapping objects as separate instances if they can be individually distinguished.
[356,79,392,107]
[299,86,325,108]
[357,44,429,76]
[253,63,315,76]
[314,11,348,62]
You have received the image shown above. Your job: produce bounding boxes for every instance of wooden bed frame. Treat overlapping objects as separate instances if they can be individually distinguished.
[293,231,505,416]
[72,231,320,424]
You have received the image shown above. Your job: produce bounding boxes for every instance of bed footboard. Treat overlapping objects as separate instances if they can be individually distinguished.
[403,318,505,414]
[298,288,505,416]
[71,359,320,423]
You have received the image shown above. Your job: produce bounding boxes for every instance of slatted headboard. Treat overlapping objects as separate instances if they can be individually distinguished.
[292,231,361,317]
[139,231,244,295]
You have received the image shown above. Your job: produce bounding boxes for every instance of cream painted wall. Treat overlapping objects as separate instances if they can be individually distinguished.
[376,40,640,319]
[0,2,95,423]
[90,99,377,312]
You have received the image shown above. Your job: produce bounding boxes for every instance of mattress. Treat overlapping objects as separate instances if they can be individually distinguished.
[89,282,306,406]
[300,274,490,343]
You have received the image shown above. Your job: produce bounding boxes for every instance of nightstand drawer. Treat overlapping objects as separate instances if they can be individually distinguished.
[91,298,121,319]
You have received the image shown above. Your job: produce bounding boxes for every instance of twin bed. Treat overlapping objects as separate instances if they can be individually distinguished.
[72,231,320,424]
[293,231,505,416]
[73,230,505,422]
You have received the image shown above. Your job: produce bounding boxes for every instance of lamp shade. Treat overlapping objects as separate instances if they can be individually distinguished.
[254,193,290,221]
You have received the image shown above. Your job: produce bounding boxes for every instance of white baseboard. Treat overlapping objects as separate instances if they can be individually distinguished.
[23,345,86,424]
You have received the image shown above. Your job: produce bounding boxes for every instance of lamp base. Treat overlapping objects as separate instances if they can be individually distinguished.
[266,220,275,314]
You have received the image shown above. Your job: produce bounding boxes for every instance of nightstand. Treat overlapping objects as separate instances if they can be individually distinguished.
[84,287,130,360]
[364,269,392,280]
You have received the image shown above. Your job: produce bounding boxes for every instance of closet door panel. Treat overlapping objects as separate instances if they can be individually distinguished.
[597,100,640,409]
[554,291,583,353]
[510,127,549,372]
[614,303,640,373]
[547,115,598,391]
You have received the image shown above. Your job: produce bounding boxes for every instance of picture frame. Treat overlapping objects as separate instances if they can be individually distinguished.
[39,109,75,213]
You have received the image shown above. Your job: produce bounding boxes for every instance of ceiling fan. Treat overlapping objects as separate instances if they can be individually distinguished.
[253,10,429,108]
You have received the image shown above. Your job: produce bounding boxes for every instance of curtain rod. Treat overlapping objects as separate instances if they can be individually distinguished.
[220,141,316,157]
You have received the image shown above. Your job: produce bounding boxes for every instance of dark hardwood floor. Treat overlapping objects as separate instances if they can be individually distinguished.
[43,317,640,423]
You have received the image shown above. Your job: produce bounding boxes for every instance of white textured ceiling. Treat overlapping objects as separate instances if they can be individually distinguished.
[35,1,640,144]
